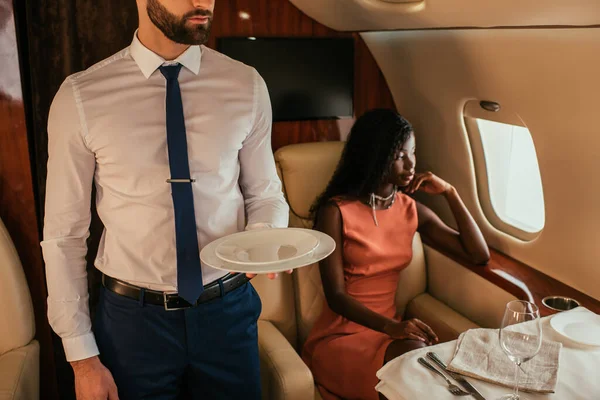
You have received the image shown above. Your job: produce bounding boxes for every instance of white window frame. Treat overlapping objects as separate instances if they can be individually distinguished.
[463,101,545,241]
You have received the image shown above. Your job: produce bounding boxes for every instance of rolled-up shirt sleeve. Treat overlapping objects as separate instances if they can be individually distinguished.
[40,77,98,362]
[239,70,289,230]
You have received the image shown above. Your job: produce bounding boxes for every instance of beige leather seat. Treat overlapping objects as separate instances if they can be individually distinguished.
[0,218,39,400]
[254,141,513,400]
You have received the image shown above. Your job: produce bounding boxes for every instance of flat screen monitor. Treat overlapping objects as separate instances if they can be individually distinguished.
[217,37,354,122]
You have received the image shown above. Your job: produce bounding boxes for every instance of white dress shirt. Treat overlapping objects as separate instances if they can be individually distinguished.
[41,33,289,362]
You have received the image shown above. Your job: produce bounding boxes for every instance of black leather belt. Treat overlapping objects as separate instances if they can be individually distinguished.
[101,273,251,311]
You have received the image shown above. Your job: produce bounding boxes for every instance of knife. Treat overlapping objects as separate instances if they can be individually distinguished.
[427,352,487,400]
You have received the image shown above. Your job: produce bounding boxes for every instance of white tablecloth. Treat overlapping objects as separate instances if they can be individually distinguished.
[376,308,600,400]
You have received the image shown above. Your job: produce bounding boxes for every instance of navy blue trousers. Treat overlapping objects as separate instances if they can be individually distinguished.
[94,281,262,400]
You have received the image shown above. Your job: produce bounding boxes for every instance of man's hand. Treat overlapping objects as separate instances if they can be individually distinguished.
[71,356,119,400]
[245,270,293,279]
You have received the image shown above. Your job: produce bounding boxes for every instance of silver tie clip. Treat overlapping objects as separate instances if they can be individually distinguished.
[166,178,196,183]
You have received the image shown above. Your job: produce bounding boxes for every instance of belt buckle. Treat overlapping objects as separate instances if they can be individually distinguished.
[163,292,191,311]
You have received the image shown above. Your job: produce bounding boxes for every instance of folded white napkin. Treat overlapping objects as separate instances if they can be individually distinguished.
[447,328,562,393]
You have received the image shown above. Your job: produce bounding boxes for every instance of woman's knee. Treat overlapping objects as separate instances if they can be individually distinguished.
[384,339,427,364]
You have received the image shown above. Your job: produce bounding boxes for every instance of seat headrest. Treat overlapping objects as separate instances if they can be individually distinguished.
[275,141,345,220]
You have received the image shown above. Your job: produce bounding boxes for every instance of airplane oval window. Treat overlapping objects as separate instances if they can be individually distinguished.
[477,119,545,233]
[464,101,545,240]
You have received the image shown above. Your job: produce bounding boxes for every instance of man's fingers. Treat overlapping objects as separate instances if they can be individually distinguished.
[244,271,291,279]
[107,383,120,400]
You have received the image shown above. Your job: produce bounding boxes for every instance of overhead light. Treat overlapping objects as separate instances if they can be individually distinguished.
[248,37,257,41]
[238,11,251,20]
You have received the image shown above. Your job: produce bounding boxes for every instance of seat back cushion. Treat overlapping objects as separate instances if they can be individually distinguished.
[274,142,345,348]
[394,233,427,318]
[0,218,35,356]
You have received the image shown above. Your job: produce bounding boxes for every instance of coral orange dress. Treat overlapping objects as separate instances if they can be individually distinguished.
[301,193,418,400]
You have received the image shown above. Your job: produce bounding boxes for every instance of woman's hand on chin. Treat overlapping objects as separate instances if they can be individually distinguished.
[405,171,452,196]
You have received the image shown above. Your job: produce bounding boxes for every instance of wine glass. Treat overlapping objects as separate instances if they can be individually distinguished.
[497,300,542,400]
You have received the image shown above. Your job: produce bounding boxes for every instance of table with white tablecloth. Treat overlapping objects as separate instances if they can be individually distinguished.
[376,308,600,400]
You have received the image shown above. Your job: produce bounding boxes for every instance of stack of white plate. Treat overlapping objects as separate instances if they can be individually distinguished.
[200,228,336,274]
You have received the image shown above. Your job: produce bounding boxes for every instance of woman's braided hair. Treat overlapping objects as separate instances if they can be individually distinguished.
[310,108,414,224]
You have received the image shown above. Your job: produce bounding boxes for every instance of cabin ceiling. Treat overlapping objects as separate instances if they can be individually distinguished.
[290,0,600,31]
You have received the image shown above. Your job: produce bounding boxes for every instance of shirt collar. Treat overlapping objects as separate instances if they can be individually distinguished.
[130,30,201,79]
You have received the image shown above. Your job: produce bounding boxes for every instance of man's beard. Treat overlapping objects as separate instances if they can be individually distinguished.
[147,0,212,46]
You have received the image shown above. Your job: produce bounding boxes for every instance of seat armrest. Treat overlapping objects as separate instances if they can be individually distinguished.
[258,320,315,400]
[0,340,39,400]
[406,294,479,343]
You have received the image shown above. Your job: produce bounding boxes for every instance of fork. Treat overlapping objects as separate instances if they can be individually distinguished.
[418,357,470,396]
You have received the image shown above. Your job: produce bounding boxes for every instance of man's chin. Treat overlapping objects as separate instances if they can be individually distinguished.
[171,33,210,46]
[186,28,211,45]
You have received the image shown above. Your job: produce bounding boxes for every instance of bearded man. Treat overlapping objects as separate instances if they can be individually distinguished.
[42,1,289,399]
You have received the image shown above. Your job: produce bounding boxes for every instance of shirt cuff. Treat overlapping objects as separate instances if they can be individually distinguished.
[245,222,274,231]
[62,332,100,362]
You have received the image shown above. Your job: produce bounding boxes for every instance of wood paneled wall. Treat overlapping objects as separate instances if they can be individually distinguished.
[0,1,59,399]
[12,0,394,399]
[208,0,396,151]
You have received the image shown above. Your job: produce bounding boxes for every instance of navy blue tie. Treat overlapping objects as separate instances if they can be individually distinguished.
[160,64,204,304]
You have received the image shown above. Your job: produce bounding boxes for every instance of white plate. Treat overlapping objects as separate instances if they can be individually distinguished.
[550,308,600,346]
[201,229,335,274]
[215,228,319,266]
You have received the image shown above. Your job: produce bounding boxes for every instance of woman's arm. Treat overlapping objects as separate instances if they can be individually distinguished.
[407,172,490,265]
[315,202,437,344]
